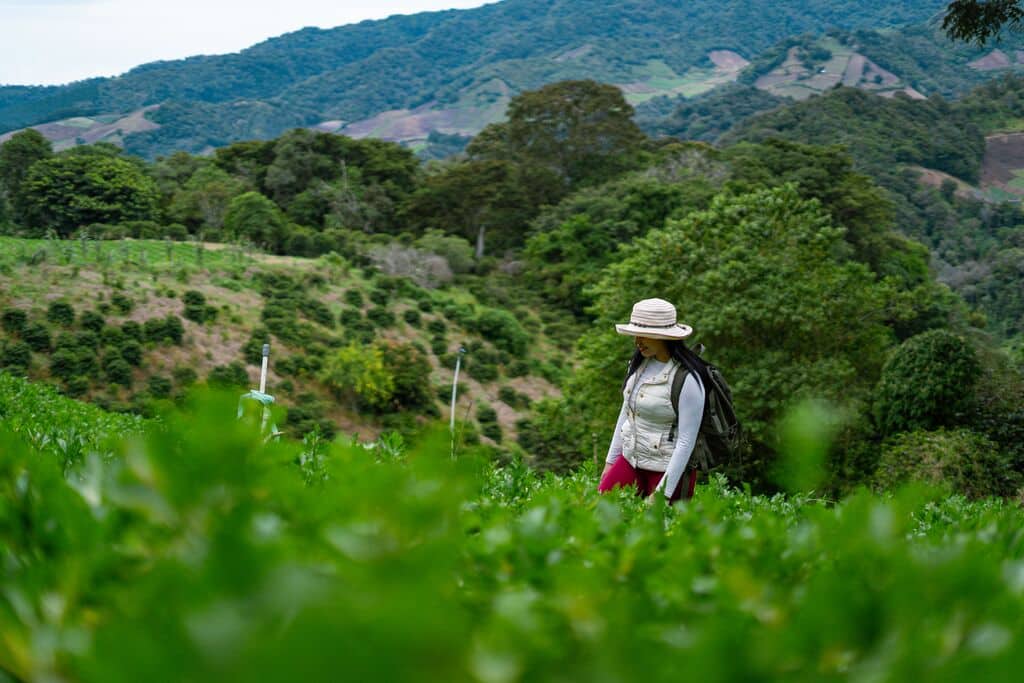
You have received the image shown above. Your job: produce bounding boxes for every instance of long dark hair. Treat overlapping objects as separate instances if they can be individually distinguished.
[621,340,712,410]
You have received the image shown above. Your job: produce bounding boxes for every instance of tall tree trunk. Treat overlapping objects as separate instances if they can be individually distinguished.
[475,223,486,259]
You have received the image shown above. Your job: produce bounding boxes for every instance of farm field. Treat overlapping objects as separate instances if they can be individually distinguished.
[2,371,1024,681]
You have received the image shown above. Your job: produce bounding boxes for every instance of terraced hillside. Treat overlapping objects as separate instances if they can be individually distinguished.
[0,236,567,450]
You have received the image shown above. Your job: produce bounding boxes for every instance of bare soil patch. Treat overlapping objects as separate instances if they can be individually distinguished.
[707,50,749,72]
[980,132,1024,194]
[969,49,1012,71]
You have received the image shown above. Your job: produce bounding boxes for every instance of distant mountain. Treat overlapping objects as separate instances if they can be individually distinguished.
[0,0,987,158]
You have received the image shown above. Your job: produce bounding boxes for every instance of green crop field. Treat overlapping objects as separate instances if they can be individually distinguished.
[3,370,1024,681]
[0,236,256,272]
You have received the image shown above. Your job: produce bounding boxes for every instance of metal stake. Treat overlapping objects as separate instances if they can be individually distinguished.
[449,346,466,458]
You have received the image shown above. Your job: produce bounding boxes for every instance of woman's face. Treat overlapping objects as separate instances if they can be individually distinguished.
[634,336,669,360]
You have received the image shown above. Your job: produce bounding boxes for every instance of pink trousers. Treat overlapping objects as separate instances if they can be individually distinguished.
[598,455,697,504]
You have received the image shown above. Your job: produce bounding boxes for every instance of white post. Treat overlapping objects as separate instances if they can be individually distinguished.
[449,347,466,458]
[259,343,270,393]
[259,343,270,433]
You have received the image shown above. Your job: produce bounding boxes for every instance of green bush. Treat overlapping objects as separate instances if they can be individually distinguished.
[22,322,51,353]
[875,330,981,436]
[380,340,434,412]
[403,309,422,327]
[79,310,105,333]
[426,319,447,335]
[119,339,143,366]
[873,428,1020,499]
[103,356,133,388]
[417,298,434,313]
[183,290,206,308]
[430,336,448,356]
[49,349,78,381]
[304,299,335,328]
[1,340,31,372]
[110,293,134,315]
[46,301,75,327]
[208,362,250,388]
[242,328,271,366]
[101,326,126,347]
[367,306,396,328]
[498,385,532,409]
[1,308,27,335]
[172,365,198,387]
[468,308,529,357]
[507,360,531,378]
[63,375,89,397]
[466,356,499,383]
[476,403,498,424]
[121,320,143,341]
[319,342,394,411]
[147,375,172,399]
[368,288,389,306]
[343,289,364,307]
[480,421,503,443]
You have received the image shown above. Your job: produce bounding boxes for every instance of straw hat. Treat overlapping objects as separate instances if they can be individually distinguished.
[615,298,693,340]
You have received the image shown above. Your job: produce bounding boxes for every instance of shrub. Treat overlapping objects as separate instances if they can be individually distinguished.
[64,375,89,397]
[498,386,531,409]
[183,290,211,323]
[873,428,1020,499]
[22,322,51,352]
[476,404,498,424]
[368,288,390,306]
[481,421,503,443]
[80,311,106,333]
[46,301,75,327]
[208,362,250,389]
[103,357,133,387]
[430,337,448,357]
[172,366,198,387]
[74,330,99,350]
[304,299,335,328]
[147,375,172,399]
[49,349,78,381]
[121,321,143,341]
[339,307,363,327]
[875,330,981,436]
[242,328,271,366]
[183,290,206,308]
[403,309,422,327]
[417,299,433,313]
[466,357,499,383]
[1,308,27,335]
[1,340,31,372]
[101,326,126,347]
[468,308,529,357]
[343,289,364,307]
[119,340,143,367]
[380,340,434,411]
[507,360,530,378]
[367,306,396,328]
[320,342,394,411]
[426,319,447,335]
[110,293,134,314]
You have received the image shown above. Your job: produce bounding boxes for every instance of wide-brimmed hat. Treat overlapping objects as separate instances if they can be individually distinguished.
[615,298,692,340]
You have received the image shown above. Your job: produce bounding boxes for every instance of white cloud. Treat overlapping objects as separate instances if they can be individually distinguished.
[0,0,494,85]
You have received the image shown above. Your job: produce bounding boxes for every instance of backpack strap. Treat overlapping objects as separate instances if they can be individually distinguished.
[668,362,687,441]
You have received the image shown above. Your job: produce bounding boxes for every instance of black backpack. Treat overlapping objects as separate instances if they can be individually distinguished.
[669,344,744,472]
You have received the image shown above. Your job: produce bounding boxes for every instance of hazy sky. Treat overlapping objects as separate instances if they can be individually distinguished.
[0,0,495,86]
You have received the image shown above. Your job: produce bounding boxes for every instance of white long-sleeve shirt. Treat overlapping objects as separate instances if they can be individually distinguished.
[606,359,705,499]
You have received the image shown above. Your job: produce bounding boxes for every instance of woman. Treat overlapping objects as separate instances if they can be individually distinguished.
[598,298,710,504]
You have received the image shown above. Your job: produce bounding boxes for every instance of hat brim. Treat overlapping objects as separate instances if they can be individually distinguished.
[615,323,693,340]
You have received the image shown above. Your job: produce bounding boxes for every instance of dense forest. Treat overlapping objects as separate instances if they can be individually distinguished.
[0,0,959,158]
[1,74,1022,500]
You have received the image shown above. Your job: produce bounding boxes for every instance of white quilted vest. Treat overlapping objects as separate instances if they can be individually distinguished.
[620,358,682,472]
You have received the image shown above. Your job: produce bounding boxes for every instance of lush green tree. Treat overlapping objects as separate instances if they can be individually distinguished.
[0,129,53,226]
[169,164,248,235]
[17,152,159,236]
[399,159,541,257]
[943,0,1024,44]
[222,191,289,252]
[469,80,645,192]
[523,170,718,316]
[875,329,982,436]
[530,185,897,485]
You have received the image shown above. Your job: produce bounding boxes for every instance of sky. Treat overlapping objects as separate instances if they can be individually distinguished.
[0,0,495,86]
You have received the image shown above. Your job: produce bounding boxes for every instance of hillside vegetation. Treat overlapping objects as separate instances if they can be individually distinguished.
[0,0,953,158]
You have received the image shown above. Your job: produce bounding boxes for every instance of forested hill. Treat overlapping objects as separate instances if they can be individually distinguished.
[0,0,951,158]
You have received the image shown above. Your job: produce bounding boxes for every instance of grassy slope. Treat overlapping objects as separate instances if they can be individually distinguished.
[0,237,564,446]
